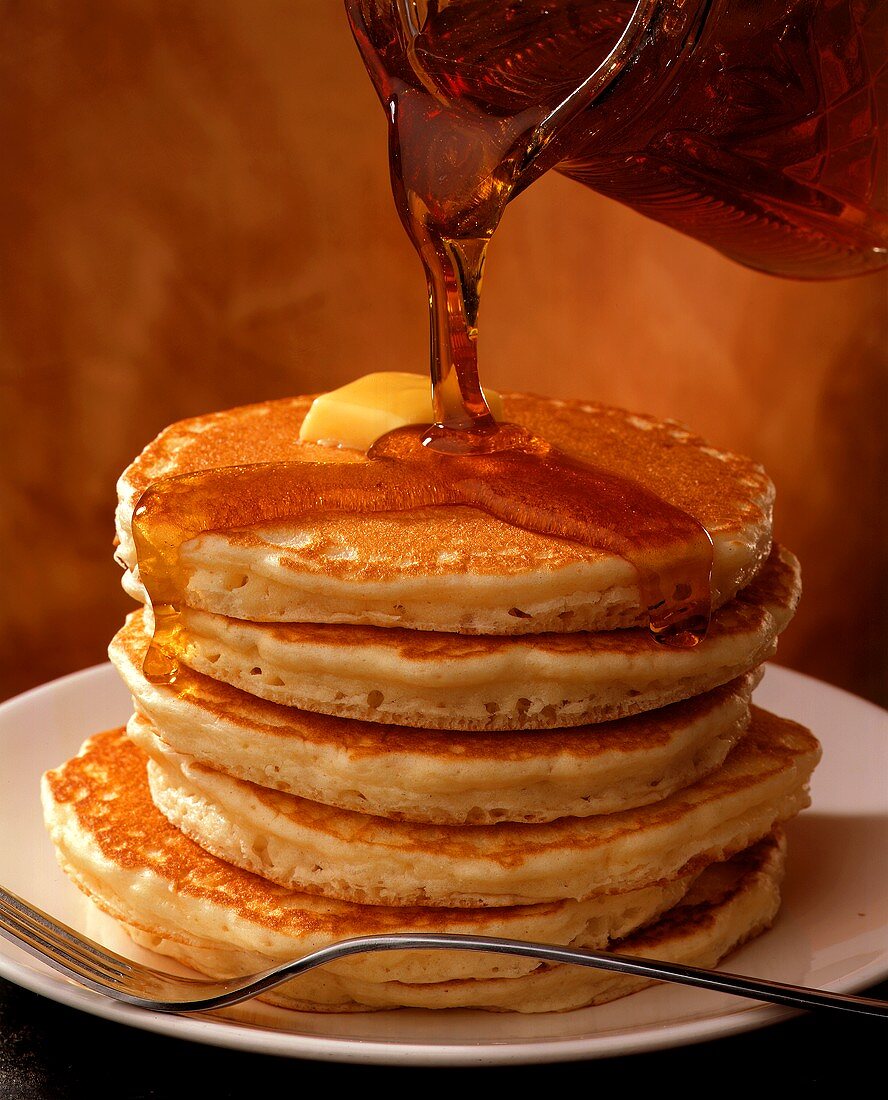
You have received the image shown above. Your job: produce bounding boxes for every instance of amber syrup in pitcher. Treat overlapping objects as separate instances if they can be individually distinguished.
[350,0,887,278]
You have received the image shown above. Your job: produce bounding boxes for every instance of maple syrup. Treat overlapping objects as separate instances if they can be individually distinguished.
[166,0,888,677]
[348,0,887,280]
[132,424,712,683]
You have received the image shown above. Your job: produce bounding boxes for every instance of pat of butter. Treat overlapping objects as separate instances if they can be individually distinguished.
[298,372,503,451]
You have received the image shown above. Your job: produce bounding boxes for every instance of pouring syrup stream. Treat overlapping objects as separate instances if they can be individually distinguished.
[133,1,714,684]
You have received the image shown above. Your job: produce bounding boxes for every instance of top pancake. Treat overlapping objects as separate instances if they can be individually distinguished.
[115,393,774,634]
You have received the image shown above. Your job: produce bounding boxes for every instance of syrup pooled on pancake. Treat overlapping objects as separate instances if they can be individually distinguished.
[117,395,771,637]
[132,414,714,685]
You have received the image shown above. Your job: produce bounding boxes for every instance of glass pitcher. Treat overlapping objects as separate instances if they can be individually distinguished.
[347,0,887,280]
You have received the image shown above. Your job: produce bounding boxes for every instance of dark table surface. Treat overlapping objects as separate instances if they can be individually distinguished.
[1,972,885,1096]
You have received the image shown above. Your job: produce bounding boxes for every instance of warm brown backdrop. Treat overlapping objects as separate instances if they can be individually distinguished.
[1,2,886,705]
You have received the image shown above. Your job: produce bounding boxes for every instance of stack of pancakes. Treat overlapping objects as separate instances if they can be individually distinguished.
[42,392,820,1013]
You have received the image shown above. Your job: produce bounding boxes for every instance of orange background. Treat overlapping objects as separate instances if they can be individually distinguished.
[1,2,886,705]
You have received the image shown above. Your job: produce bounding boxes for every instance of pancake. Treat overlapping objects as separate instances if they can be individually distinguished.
[115,393,774,635]
[42,728,705,987]
[134,707,819,907]
[171,543,799,730]
[41,729,786,1013]
[111,610,760,824]
[250,836,786,1013]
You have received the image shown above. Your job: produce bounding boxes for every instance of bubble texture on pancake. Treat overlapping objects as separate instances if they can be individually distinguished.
[41,729,786,1013]
[138,708,819,907]
[115,393,774,635]
[112,611,760,823]
[173,544,799,730]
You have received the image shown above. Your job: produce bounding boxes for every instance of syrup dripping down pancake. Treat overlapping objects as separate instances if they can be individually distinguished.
[169,543,799,730]
[115,393,774,636]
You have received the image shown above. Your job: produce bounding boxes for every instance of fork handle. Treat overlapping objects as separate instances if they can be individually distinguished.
[269,933,888,1020]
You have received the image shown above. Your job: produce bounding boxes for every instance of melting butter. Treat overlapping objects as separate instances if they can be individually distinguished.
[299,372,503,451]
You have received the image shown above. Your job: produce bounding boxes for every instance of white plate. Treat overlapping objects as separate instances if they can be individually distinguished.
[0,663,886,1065]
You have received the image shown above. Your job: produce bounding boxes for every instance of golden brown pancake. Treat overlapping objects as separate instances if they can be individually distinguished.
[42,729,704,985]
[115,393,774,635]
[171,543,799,730]
[111,610,760,823]
[47,384,814,1016]
[41,729,787,1014]
[135,707,819,907]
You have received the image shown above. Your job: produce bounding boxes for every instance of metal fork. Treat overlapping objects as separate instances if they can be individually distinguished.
[1,884,886,1018]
